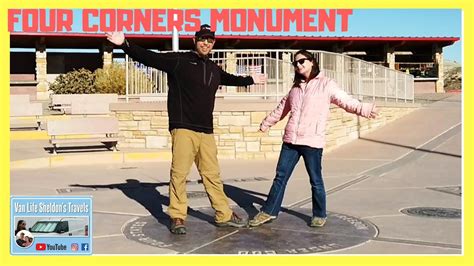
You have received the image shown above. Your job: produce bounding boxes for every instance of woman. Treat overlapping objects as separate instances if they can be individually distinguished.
[249,50,378,227]
[23,236,33,248]
[15,220,26,235]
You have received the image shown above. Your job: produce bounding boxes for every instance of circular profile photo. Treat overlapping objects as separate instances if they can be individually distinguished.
[15,230,34,248]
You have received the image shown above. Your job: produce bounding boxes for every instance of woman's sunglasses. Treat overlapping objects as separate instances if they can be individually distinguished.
[292,58,311,67]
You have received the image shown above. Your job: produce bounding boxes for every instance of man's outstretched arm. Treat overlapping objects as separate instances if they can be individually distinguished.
[219,68,266,86]
[106,32,178,73]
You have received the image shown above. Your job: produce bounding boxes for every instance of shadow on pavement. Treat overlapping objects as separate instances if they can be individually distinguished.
[69,180,313,227]
[224,184,312,224]
[69,179,214,229]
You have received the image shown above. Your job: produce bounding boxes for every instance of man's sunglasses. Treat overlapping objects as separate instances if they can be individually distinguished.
[196,37,215,44]
[292,58,311,67]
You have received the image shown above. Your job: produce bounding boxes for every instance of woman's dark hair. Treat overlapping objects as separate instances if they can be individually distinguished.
[15,220,25,235]
[292,49,320,88]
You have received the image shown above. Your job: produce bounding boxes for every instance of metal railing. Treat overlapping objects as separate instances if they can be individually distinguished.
[125,49,414,102]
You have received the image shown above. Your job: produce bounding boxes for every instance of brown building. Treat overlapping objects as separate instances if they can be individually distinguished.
[10,32,459,100]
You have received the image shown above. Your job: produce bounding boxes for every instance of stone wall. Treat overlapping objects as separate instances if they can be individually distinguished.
[35,43,49,100]
[111,100,416,160]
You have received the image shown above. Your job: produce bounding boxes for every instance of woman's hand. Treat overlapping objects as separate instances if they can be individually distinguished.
[369,105,379,119]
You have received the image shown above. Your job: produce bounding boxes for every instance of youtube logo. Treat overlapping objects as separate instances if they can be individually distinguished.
[36,243,46,251]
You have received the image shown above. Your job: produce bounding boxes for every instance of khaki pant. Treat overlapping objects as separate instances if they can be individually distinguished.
[168,128,232,223]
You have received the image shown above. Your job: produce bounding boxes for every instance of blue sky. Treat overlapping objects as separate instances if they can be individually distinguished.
[332,9,462,62]
[205,9,462,62]
[11,9,462,62]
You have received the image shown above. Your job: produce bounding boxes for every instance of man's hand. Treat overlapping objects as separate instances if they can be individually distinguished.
[251,73,267,84]
[105,32,125,46]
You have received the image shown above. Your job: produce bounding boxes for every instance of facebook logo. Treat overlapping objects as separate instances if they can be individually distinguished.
[81,243,89,251]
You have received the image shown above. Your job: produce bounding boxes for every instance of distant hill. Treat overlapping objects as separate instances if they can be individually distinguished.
[444,60,462,91]
[444,60,461,72]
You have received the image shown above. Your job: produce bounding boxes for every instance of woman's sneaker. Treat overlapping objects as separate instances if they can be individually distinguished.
[248,211,277,227]
[310,217,327,227]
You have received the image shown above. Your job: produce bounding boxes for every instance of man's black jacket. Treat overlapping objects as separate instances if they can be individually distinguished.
[122,41,255,133]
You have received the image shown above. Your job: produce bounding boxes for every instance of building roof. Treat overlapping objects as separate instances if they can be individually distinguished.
[10,32,459,51]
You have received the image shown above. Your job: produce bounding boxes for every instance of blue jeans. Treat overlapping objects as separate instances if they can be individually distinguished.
[262,142,326,218]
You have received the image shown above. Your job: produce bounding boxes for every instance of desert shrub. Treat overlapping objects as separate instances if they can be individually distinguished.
[49,68,96,94]
[94,64,126,95]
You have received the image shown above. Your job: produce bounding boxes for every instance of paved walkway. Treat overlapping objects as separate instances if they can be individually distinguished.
[10,93,462,254]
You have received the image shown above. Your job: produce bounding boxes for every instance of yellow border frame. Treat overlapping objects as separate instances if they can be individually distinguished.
[2,1,471,266]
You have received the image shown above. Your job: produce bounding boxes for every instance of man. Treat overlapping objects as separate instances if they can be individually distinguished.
[16,232,26,247]
[106,24,265,234]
